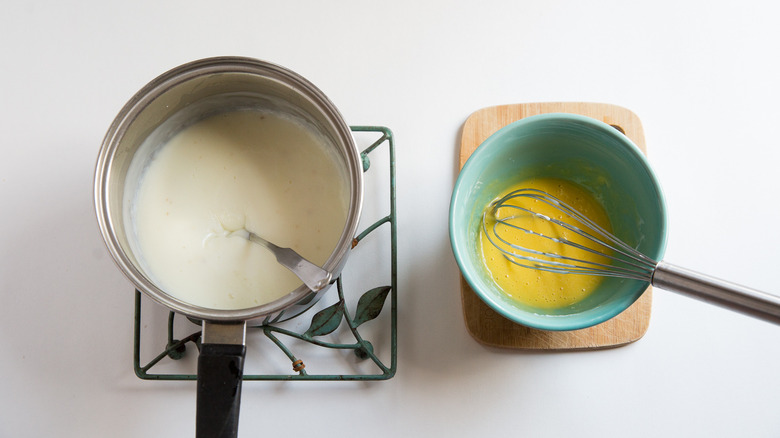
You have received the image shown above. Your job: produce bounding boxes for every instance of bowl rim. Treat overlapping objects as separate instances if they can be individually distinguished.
[449,112,668,331]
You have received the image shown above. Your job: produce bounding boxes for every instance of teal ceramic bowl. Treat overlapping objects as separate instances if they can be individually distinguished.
[449,113,668,331]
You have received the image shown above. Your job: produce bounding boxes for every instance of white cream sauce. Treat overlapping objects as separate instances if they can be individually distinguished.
[130,110,348,310]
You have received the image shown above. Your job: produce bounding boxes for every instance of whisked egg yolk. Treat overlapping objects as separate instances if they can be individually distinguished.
[479,178,612,309]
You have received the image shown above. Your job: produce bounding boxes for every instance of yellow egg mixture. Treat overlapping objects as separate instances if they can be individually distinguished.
[479,178,612,309]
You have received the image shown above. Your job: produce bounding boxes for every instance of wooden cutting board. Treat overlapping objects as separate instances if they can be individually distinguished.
[459,102,652,350]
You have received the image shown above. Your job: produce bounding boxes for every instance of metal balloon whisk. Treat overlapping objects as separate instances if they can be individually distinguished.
[483,188,780,325]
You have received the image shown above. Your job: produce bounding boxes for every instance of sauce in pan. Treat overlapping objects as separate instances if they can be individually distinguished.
[131,110,348,310]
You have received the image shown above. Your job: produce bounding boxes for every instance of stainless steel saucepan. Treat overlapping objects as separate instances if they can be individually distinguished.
[94,56,363,437]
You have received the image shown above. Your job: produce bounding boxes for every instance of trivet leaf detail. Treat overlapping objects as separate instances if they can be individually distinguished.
[352,286,391,328]
[303,300,344,338]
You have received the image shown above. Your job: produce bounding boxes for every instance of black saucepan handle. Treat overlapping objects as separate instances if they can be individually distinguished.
[196,323,247,438]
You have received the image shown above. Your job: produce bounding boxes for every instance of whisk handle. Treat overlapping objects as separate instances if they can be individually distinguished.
[652,261,780,325]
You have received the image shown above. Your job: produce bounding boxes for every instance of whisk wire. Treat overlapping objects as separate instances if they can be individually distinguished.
[483,214,652,281]
[506,189,655,265]
[484,189,657,281]
[485,214,652,281]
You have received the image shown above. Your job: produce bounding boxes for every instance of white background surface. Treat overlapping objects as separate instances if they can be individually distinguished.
[2,1,780,437]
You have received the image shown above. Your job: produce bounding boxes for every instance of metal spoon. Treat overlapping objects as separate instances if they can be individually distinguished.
[228,229,332,291]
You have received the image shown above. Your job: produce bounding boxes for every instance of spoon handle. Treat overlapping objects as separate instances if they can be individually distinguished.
[244,231,332,291]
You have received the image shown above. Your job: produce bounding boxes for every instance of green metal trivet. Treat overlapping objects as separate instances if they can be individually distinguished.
[133,126,397,381]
